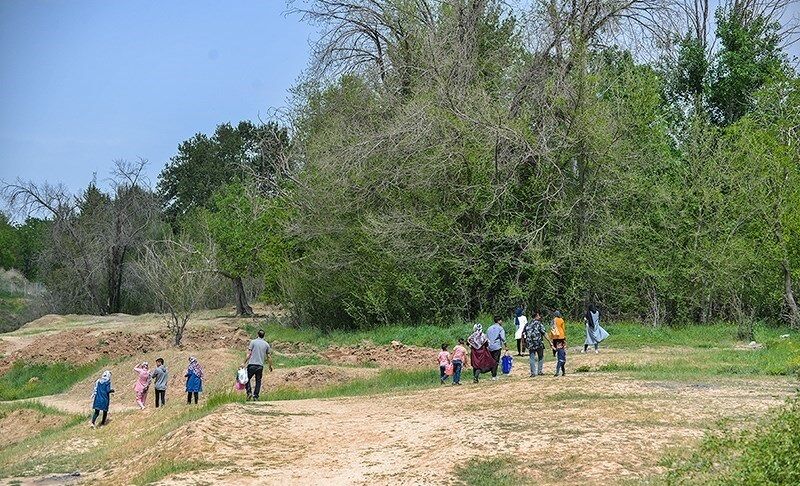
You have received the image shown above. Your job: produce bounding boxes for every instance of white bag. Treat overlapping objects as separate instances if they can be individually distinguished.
[237,367,248,385]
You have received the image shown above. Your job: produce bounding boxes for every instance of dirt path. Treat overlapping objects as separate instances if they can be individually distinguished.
[146,373,795,486]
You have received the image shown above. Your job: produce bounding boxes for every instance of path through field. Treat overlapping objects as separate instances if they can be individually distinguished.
[152,373,794,485]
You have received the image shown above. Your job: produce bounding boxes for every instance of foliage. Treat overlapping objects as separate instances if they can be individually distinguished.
[158,120,290,222]
[455,457,528,486]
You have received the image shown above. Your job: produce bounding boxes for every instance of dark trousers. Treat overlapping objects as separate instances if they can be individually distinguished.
[490,349,502,377]
[245,364,264,399]
[584,343,598,352]
[439,365,449,383]
[155,389,166,408]
[187,392,198,404]
[555,360,566,375]
[516,338,523,355]
[452,360,463,384]
[91,409,107,425]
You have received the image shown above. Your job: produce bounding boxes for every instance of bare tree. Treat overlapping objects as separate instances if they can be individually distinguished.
[2,159,160,314]
[136,238,218,345]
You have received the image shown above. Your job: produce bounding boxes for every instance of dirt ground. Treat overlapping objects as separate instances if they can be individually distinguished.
[0,408,68,450]
[138,373,795,486]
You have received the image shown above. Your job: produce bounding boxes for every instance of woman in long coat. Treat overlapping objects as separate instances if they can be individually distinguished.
[467,324,495,384]
[583,304,609,353]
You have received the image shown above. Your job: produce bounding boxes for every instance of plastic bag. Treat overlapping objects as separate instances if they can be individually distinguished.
[445,363,454,376]
[237,367,248,385]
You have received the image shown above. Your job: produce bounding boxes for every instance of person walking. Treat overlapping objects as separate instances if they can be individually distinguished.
[150,357,168,408]
[90,370,114,428]
[583,304,609,353]
[243,329,273,401]
[549,311,566,356]
[185,356,204,404]
[523,313,549,377]
[486,316,506,381]
[451,338,468,385]
[513,304,528,356]
[467,323,494,383]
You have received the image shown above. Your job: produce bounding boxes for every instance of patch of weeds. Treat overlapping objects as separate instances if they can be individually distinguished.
[598,362,640,372]
[455,457,529,486]
[0,360,108,400]
[543,390,630,402]
[660,396,800,485]
[271,353,328,368]
[132,460,214,485]
[574,365,591,373]
[265,368,439,401]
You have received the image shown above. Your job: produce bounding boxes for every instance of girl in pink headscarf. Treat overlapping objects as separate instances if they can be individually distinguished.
[133,362,151,410]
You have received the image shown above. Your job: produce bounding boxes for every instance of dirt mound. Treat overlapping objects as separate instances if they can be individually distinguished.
[0,326,250,374]
[273,365,377,388]
[0,408,67,449]
[322,341,435,369]
[20,314,69,330]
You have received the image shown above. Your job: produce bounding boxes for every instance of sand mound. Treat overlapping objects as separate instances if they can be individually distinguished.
[322,342,435,369]
[0,408,67,449]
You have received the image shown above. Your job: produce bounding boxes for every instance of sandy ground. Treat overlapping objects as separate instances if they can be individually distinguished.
[136,373,795,486]
[0,408,68,450]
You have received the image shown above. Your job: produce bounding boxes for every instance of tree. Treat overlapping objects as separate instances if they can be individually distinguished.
[3,160,162,314]
[158,121,290,222]
[136,238,217,345]
[203,182,291,316]
[0,213,19,270]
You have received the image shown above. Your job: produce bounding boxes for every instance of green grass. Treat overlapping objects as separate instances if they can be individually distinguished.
[455,457,529,486]
[132,460,214,485]
[0,360,108,400]
[0,399,67,417]
[265,368,440,401]
[660,396,800,485]
[270,352,329,368]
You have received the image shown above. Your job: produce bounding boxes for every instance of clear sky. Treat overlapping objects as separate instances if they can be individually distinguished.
[0,1,314,195]
[1,2,798,200]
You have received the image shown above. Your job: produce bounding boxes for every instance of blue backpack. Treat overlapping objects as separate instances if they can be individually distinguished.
[501,355,513,374]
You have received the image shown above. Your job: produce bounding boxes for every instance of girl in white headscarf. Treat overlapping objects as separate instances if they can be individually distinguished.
[90,370,114,427]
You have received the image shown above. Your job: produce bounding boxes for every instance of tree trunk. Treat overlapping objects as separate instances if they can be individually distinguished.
[782,260,800,328]
[233,276,254,317]
[107,245,125,314]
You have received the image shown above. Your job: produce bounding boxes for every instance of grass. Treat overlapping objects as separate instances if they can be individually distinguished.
[660,396,800,485]
[0,399,66,417]
[266,368,440,401]
[0,360,107,400]
[455,457,529,486]
[132,460,214,485]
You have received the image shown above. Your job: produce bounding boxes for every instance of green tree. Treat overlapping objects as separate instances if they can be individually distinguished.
[158,121,290,223]
[203,182,291,316]
[0,212,20,270]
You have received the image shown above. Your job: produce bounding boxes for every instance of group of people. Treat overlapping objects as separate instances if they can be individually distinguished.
[89,329,274,428]
[436,304,609,384]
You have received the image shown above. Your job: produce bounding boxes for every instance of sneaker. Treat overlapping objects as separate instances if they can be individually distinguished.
[492,376,498,381]
[581,349,586,354]
[595,349,599,354]
[473,378,479,384]
[89,423,96,429]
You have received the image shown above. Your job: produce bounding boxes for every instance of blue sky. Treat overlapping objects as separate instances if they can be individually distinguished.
[1,2,798,200]
[0,1,313,194]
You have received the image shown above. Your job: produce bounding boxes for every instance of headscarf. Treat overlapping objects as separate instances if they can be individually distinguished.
[586,304,599,330]
[98,370,111,384]
[188,356,204,378]
[553,310,562,318]
[140,361,149,370]
[468,323,488,349]
[514,305,524,318]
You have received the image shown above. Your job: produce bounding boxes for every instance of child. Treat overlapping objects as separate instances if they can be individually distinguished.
[150,357,168,408]
[437,344,451,384]
[90,370,114,428]
[451,338,468,385]
[501,350,513,375]
[133,362,150,410]
[185,356,204,404]
[554,341,567,376]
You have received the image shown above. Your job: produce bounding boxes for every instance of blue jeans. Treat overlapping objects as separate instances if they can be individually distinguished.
[452,360,463,384]
[529,347,544,376]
